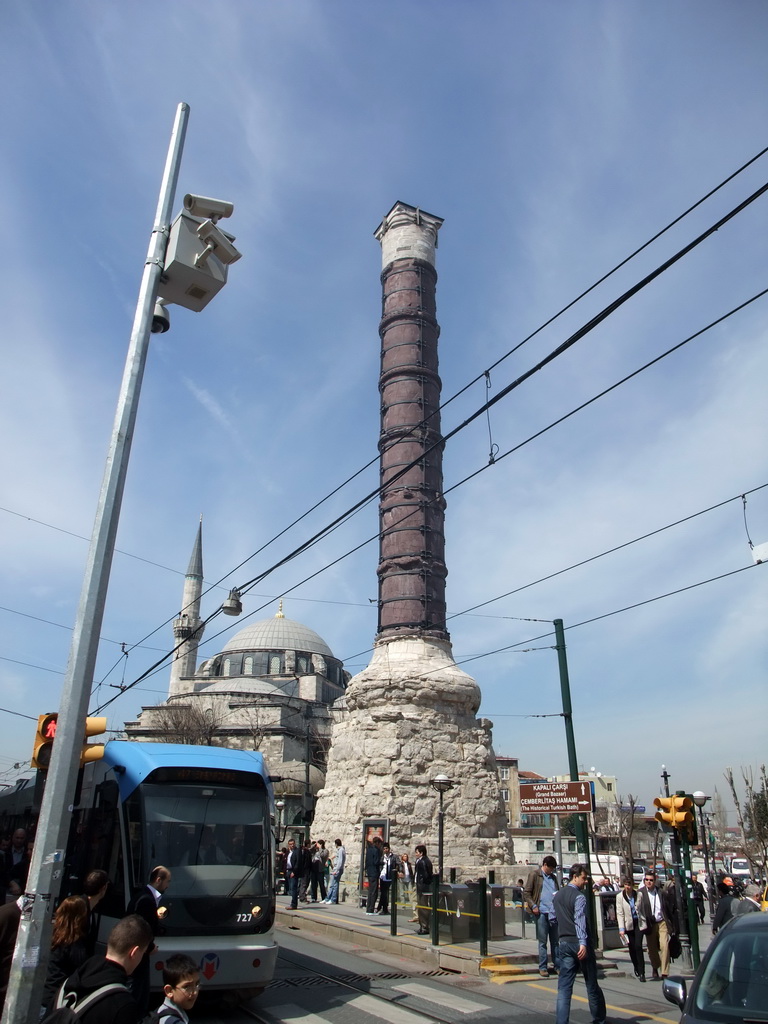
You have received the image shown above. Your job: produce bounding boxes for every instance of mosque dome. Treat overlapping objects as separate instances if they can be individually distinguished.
[222,612,334,659]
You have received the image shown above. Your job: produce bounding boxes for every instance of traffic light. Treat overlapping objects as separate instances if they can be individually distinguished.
[654,794,696,841]
[31,713,58,769]
[81,717,107,764]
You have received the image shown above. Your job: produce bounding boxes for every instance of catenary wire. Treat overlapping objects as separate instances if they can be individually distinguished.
[7,153,766,677]
[91,153,768,655]
[89,282,767,708]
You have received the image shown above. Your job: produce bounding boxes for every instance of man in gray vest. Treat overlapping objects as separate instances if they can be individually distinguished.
[552,863,606,1024]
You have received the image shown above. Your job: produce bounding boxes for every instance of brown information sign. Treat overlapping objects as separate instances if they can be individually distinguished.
[519,781,595,814]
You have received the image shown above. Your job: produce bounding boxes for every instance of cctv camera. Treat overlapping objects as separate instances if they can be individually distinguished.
[151,299,171,334]
[195,220,242,267]
[183,194,234,222]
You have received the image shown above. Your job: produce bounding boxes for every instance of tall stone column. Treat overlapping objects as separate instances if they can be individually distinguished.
[312,202,509,880]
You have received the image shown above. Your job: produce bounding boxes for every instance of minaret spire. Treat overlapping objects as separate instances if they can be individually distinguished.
[168,517,205,699]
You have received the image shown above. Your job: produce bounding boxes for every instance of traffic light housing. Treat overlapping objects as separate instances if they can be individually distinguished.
[81,717,107,764]
[654,794,697,841]
[32,713,58,769]
[30,714,107,769]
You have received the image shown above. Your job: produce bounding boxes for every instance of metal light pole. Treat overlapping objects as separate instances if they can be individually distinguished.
[4,103,241,1024]
[693,791,715,917]
[431,774,454,880]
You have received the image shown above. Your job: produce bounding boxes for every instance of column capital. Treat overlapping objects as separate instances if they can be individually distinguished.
[374,201,443,268]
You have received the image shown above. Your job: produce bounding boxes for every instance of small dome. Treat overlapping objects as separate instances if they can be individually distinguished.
[222,612,334,659]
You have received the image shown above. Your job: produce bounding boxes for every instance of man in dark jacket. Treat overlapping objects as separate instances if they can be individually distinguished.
[364,837,383,915]
[126,865,171,1017]
[712,876,737,934]
[414,845,433,935]
[57,914,152,1024]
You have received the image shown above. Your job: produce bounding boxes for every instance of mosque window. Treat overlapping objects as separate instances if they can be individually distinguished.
[296,655,309,675]
[222,658,231,677]
[244,656,254,675]
[269,654,283,674]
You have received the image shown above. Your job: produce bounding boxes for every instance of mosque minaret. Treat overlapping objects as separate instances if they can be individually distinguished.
[168,518,205,699]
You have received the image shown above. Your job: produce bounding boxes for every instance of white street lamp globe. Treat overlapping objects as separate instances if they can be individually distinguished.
[692,791,709,807]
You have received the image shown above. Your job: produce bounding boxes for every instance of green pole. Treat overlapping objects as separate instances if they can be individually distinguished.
[390,873,398,936]
[554,618,596,943]
[478,877,489,957]
[430,874,440,945]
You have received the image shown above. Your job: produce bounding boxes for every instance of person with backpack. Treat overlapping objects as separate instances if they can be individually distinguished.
[43,913,153,1024]
[414,844,433,935]
[143,953,200,1023]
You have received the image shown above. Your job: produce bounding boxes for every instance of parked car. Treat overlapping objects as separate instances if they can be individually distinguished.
[663,912,768,1022]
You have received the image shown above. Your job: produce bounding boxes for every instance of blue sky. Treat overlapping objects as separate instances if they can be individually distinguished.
[1,1,766,820]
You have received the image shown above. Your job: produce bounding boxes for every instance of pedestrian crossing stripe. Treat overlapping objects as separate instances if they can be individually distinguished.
[393,982,480,1013]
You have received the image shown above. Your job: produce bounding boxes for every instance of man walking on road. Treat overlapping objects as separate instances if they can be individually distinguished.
[552,863,606,1024]
[524,855,561,977]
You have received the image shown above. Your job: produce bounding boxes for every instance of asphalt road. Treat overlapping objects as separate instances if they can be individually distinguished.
[188,927,682,1024]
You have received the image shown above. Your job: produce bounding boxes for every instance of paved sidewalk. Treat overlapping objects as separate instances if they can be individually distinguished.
[276,894,715,980]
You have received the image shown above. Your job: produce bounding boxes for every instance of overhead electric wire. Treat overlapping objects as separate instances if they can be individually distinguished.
[9,151,767,692]
[101,147,768,654]
[223,179,768,614]
[451,482,768,621]
[420,561,764,679]
[91,278,768,706]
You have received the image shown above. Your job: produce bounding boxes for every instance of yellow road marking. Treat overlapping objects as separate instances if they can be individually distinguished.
[525,982,678,1023]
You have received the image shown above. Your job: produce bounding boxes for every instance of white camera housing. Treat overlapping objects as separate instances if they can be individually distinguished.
[183,193,234,222]
[195,219,242,267]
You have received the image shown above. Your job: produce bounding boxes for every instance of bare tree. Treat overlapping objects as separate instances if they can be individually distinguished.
[153,703,222,745]
[724,764,768,877]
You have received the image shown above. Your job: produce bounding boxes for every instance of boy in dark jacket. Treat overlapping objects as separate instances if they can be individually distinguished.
[58,914,152,1024]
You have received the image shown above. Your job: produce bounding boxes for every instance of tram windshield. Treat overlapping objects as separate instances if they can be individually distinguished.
[129,781,271,898]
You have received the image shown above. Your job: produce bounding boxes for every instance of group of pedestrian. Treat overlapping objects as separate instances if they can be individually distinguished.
[41,864,198,1023]
[363,838,434,933]
[522,857,696,1024]
[284,837,346,908]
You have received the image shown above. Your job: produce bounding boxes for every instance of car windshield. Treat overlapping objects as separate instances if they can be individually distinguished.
[694,926,768,1020]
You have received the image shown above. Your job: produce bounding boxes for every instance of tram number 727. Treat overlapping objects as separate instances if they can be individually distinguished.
[236,913,253,923]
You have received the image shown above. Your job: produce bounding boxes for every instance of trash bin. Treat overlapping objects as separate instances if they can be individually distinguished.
[439,883,470,942]
[465,881,507,941]
[488,884,506,939]
[597,891,621,949]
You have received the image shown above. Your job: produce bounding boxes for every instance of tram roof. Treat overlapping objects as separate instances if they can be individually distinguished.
[104,741,271,799]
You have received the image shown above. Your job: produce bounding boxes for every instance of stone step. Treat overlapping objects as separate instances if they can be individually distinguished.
[480,955,621,985]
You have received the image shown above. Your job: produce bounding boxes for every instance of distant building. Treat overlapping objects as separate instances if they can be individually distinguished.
[123,524,349,831]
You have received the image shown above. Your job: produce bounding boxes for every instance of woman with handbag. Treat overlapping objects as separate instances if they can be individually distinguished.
[616,877,645,981]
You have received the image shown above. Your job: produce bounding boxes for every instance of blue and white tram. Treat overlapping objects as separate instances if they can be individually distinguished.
[72,742,277,996]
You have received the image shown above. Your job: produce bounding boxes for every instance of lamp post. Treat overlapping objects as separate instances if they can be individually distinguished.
[431,774,454,881]
[275,799,286,844]
[692,791,715,917]
[2,103,242,1024]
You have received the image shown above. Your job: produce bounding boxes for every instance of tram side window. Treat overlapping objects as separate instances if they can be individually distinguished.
[70,780,126,917]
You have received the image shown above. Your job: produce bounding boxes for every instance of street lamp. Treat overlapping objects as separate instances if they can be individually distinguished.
[692,791,715,917]
[274,799,287,844]
[3,103,242,1024]
[431,774,454,880]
